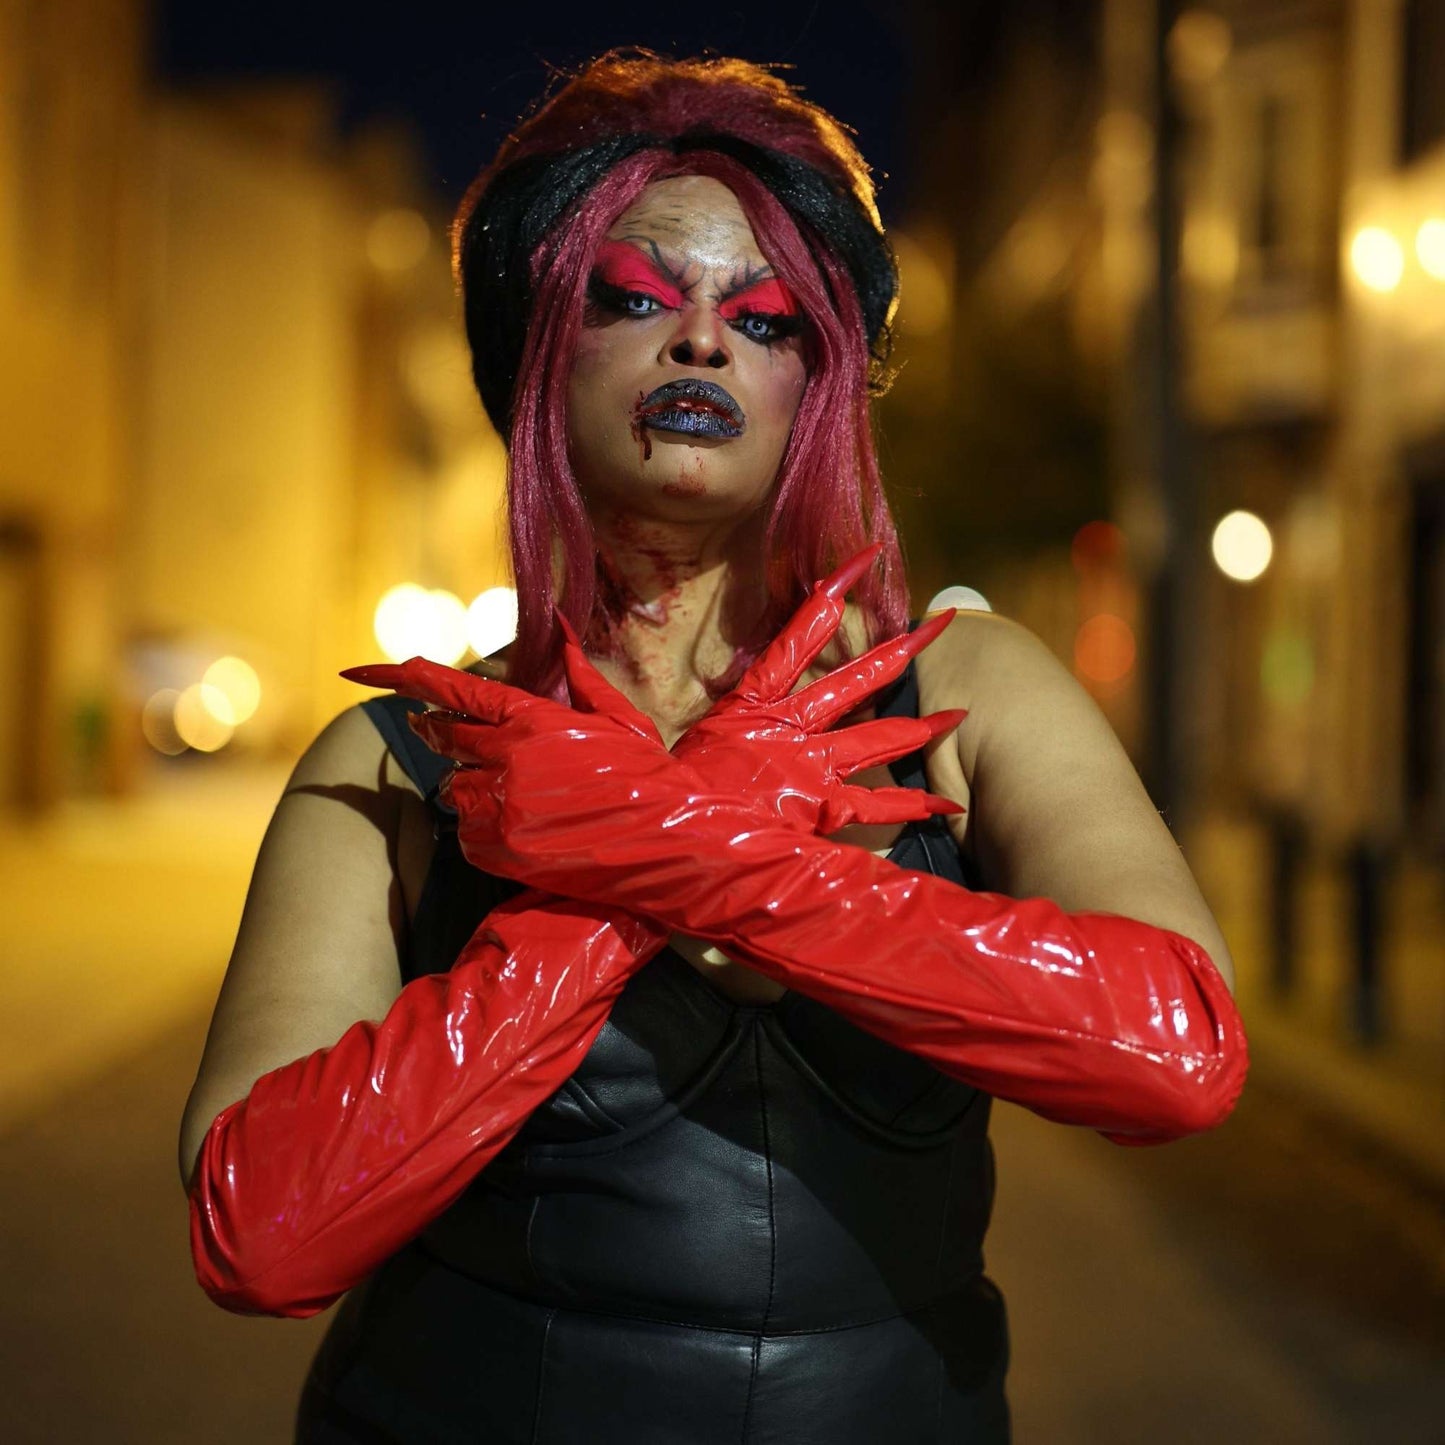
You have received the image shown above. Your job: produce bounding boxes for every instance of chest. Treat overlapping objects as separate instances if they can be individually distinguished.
[390,647,976,996]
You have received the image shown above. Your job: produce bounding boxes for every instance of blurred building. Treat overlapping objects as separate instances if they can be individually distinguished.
[0,0,148,809]
[1145,0,1445,1172]
[887,0,1445,1177]
[0,0,507,809]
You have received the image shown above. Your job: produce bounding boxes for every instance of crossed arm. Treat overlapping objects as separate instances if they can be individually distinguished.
[182,558,1245,1317]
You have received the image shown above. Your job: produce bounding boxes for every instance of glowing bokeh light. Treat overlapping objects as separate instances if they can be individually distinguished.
[366,209,429,273]
[1168,10,1232,85]
[202,655,261,724]
[141,689,187,755]
[195,682,237,727]
[1074,614,1136,686]
[427,590,471,665]
[1071,520,1126,572]
[174,684,235,752]
[1349,227,1404,293]
[1211,510,1273,582]
[1182,212,1239,287]
[1416,219,1445,281]
[466,587,520,657]
[891,230,951,337]
[926,585,992,614]
[374,584,470,665]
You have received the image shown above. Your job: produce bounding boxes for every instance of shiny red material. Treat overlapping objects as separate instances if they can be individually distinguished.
[187,895,666,1317]
[187,555,951,1319]
[396,559,1249,1147]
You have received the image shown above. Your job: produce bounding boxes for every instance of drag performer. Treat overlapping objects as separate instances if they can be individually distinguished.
[180,52,1247,1442]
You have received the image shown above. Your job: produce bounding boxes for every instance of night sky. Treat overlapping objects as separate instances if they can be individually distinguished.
[152,0,913,218]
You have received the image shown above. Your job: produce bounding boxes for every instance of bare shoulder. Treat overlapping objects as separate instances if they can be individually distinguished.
[915,610,1236,988]
[913,608,1106,781]
[178,702,415,1185]
[288,699,408,799]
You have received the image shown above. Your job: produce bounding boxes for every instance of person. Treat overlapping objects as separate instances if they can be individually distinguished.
[178,51,1248,1443]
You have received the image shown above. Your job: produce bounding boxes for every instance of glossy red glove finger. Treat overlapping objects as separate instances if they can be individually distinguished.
[544,550,967,833]
[672,622,967,833]
[339,655,544,724]
[724,541,886,704]
[554,614,663,746]
[187,893,668,1318]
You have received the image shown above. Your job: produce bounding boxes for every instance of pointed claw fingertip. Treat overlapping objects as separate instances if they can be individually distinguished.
[926,794,968,816]
[822,541,884,601]
[554,609,584,648]
[910,607,957,648]
[339,663,402,688]
[924,706,970,739]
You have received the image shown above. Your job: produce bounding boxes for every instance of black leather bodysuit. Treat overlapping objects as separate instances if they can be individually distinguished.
[295,659,1010,1444]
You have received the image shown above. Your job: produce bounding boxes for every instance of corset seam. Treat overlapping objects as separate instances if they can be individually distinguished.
[529,1306,556,1445]
[760,1015,977,1149]
[523,1017,753,1161]
[741,1025,779,1445]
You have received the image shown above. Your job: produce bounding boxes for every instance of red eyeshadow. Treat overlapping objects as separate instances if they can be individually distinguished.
[718,277,798,321]
[592,241,685,307]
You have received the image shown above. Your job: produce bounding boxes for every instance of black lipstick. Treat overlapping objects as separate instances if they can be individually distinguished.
[633,378,746,440]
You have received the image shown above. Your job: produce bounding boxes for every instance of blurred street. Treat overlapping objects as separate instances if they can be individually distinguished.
[1,771,1443,1444]
[6,5,1445,1438]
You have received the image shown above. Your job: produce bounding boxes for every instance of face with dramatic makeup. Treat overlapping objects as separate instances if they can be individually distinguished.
[566,174,810,524]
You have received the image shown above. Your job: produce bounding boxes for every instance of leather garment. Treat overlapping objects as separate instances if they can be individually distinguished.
[296,658,1010,1443]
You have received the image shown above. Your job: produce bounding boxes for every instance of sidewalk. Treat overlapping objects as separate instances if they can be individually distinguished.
[0,759,287,1132]
[1186,811,1445,1192]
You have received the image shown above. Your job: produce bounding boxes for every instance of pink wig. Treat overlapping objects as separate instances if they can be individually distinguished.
[459,55,909,698]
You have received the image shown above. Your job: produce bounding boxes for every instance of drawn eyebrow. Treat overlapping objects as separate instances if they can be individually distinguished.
[611,233,699,294]
[713,261,780,305]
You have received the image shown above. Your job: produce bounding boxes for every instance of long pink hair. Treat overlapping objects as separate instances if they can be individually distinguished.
[505,146,907,699]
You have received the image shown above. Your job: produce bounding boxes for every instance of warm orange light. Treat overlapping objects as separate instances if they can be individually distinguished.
[203,655,261,724]
[1350,227,1404,293]
[1071,520,1126,572]
[466,587,519,658]
[1211,510,1273,582]
[891,230,952,337]
[1416,219,1445,281]
[141,689,187,755]
[1168,10,1232,86]
[174,684,235,752]
[1074,614,1136,686]
[367,209,429,273]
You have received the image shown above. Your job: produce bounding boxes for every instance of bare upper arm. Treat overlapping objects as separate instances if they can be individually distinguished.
[178,703,414,1187]
[919,611,1236,991]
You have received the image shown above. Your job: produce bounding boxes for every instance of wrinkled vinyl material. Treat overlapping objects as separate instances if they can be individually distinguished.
[187,892,668,1317]
[187,551,954,1320]
[374,554,1250,1148]
[298,665,1010,1443]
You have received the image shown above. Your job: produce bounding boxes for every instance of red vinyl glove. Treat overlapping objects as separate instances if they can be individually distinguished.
[187,895,665,1317]
[419,604,1249,1145]
[187,551,950,1318]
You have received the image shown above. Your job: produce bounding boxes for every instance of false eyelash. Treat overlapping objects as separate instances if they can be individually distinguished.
[734,312,807,343]
[586,276,665,314]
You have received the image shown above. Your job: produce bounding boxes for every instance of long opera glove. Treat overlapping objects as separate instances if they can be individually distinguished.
[188,893,668,1318]
[189,554,952,1317]
[418,605,1248,1146]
